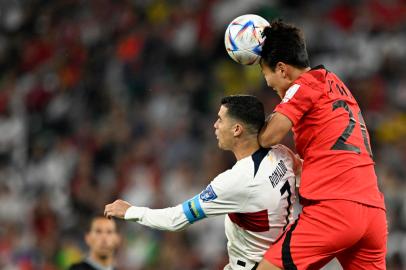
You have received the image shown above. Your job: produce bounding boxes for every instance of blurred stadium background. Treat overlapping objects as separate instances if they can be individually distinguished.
[0,0,405,269]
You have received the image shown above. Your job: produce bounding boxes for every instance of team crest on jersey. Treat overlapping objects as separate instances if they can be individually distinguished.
[282,84,300,103]
[200,185,217,202]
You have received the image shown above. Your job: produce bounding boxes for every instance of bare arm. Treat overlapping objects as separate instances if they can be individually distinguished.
[258,112,293,148]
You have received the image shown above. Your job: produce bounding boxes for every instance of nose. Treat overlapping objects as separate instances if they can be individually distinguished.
[214,120,218,129]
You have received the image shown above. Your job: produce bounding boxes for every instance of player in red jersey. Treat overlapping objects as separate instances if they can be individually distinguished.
[255,20,387,270]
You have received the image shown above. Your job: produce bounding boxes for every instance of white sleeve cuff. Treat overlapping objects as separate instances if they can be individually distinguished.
[124,206,147,221]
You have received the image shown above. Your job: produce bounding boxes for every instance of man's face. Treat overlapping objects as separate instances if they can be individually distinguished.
[261,62,290,99]
[85,218,120,259]
[213,105,236,150]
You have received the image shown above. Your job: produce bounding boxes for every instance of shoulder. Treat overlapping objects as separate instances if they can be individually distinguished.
[282,68,327,105]
[234,148,271,178]
[270,144,295,157]
[213,163,249,185]
[270,145,298,166]
[249,147,270,176]
[209,160,253,193]
[295,66,328,90]
[69,261,96,270]
[229,158,253,176]
[303,66,328,82]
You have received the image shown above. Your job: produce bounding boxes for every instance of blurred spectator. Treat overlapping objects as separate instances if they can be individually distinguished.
[68,217,120,270]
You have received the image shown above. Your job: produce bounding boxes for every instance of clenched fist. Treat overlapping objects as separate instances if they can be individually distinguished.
[104,199,132,219]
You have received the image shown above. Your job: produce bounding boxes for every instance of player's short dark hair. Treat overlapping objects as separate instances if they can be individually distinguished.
[86,215,117,233]
[261,19,310,70]
[221,95,265,134]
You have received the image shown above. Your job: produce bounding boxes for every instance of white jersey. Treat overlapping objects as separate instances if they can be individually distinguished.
[125,144,301,270]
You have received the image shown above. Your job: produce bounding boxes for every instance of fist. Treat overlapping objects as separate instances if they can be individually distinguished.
[104,199,132,219]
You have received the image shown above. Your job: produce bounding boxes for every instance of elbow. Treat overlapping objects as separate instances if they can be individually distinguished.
[166,223,187,232]
[167,219,185,232]
[259,133,279,148]
[150,222,185,232]
[164,226,179,232]
[168,226,184,232]
[167,214,189,232]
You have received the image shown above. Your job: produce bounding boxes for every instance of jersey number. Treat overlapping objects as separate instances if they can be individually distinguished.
[331,100,373,158]
[279,181,292,231]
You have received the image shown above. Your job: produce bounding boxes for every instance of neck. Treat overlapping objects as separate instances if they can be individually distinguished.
[233,137,260,161]
[291,66,311,81]
[282,66,311,98]
[89,253,113,268]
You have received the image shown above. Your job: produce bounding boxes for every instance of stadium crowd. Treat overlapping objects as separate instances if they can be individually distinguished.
[0,0,405,269]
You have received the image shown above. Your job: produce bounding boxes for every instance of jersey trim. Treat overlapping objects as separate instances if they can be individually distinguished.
[182,195,206,223]
[282,219,299,270]
[282,84,300,103]
[252,147,270,177]
[228,209,270,232]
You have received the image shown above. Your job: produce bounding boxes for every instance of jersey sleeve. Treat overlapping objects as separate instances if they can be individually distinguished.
[274,83,323,126]
[193,167,249,218]
[124,166,249,230]
[124,205,189,231]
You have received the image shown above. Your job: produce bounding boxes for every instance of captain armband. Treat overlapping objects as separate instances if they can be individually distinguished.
[181,195,207,224]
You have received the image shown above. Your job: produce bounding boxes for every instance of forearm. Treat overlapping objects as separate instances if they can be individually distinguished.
[258,112,293,148]
[124,205,189,232]
[259,124,284,147]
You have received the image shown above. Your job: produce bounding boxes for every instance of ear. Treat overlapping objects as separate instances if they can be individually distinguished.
[276,62,287,78]
[233,123,243,137]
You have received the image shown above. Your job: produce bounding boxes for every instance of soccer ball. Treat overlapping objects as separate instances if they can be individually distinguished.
[224,14,270,65]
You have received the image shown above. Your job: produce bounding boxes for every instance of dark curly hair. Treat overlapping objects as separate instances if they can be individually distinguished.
[261,19,310,70]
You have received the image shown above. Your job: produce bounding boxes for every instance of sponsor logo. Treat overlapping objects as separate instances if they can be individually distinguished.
[199,185,217,202]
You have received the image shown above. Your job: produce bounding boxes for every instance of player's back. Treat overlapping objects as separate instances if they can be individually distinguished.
[276,65,384,209]
[221,144,299,269]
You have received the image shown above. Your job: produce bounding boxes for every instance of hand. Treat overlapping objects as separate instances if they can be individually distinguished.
[104,199,132,219]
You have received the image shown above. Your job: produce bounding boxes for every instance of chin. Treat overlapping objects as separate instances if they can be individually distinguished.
[218,142,228,150]
[96,248,113,258]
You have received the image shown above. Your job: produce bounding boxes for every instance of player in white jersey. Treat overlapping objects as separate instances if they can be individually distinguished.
[104,95,302,270]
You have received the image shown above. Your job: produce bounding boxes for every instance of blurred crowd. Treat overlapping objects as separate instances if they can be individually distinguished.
[0,0,405,269]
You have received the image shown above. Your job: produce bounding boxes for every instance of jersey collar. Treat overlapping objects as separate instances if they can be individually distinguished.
[311,65,325,70]
[252,147,270,177]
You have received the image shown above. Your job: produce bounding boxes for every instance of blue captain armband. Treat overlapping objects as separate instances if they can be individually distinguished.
[182,195,207,224]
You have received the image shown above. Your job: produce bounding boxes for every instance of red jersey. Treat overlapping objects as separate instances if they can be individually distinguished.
[274,65,385,209]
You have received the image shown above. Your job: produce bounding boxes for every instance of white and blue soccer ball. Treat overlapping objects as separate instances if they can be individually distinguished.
[224,14,270,65]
